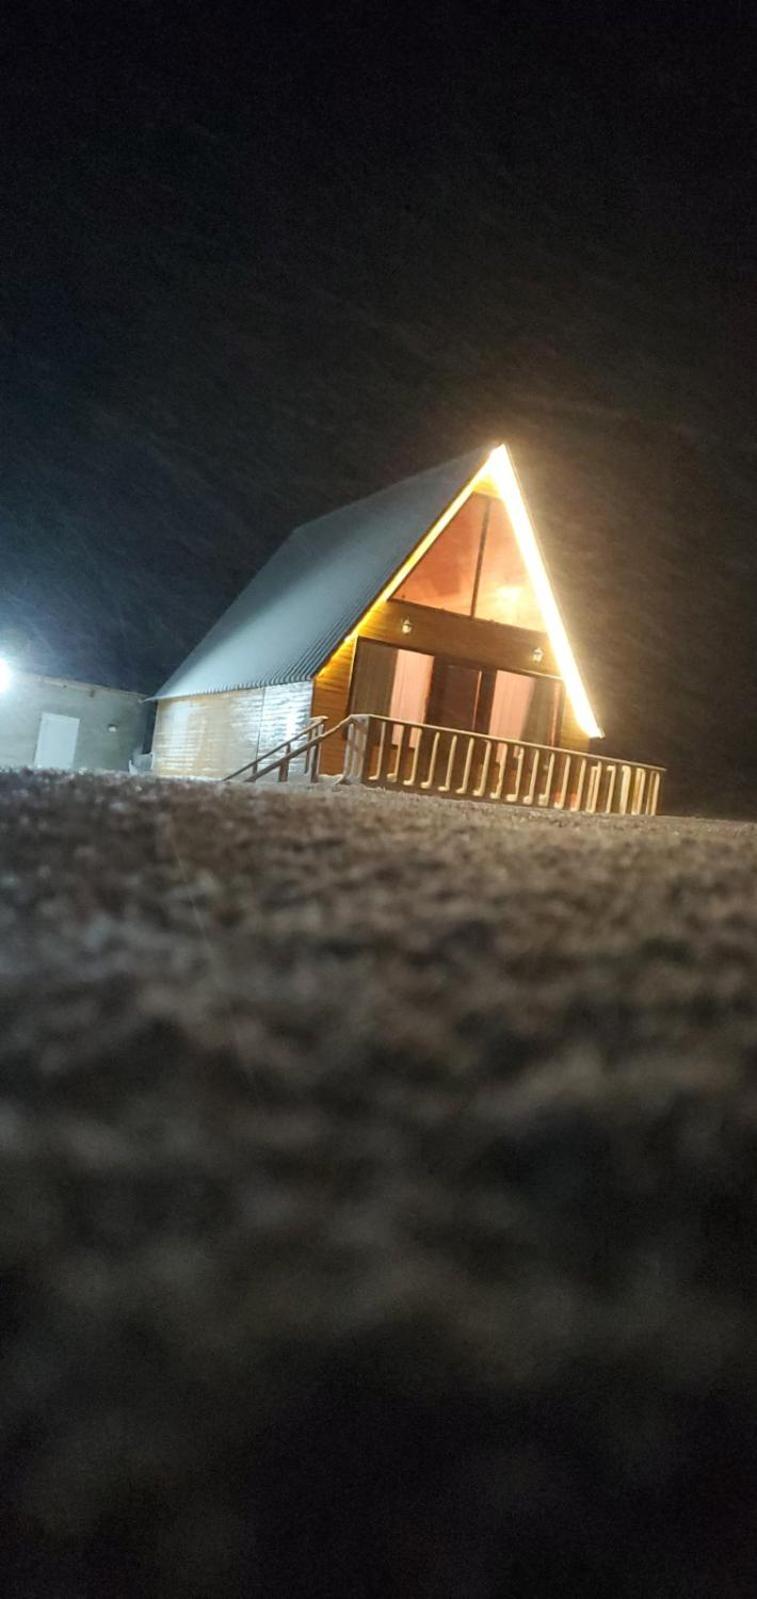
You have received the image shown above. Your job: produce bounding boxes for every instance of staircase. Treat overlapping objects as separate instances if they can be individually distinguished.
[224,714,665,817]
[224,718,327,785]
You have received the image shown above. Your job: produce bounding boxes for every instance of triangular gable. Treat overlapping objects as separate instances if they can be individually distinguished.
[345,444,603,739]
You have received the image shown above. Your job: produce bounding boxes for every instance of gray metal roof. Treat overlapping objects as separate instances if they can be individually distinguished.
[155,445,491,698]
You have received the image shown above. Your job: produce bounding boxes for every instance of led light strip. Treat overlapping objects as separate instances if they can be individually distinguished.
[485,445,603,739]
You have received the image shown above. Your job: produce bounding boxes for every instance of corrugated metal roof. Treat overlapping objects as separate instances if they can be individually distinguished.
[155,445,491,699]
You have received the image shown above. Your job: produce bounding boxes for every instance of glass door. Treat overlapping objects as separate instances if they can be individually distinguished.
[426,660,482,731]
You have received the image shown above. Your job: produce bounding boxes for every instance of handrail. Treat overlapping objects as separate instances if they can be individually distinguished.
[224,716,326,782]
[224,715,352,784]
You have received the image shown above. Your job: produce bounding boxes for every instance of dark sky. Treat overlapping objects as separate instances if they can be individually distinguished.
[1,3,756,807]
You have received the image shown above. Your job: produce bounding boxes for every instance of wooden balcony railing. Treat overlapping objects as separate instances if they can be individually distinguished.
[341,714,664,816]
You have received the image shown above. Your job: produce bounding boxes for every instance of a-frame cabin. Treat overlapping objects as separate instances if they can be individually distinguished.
[152,443,663,815]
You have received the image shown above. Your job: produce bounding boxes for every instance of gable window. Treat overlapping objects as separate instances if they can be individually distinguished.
[392,492,543,632]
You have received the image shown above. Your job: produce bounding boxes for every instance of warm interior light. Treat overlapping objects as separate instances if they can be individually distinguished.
[343,469,484,643]
[485,445,604,739]
[0,657,12,693]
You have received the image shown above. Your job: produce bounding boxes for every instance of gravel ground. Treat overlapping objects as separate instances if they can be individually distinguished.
[2,770,757,1596]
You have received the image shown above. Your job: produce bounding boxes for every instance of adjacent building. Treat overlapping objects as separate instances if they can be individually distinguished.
[0,670,148,773]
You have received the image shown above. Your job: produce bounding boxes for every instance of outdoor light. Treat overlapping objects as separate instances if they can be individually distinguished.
[494,584,522,621]
[401,617,413,634]
[0,657,12,693]
[532,646,544,664]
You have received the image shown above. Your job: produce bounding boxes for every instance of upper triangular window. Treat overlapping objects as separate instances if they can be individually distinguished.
[392,491,544,632]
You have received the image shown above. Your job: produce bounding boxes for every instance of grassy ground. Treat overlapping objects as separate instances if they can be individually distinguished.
[2,770,757,1596]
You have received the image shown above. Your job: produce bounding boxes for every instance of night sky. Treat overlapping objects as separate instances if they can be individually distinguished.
[2,4,755,809]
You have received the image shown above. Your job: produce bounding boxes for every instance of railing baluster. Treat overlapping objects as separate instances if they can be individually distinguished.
[505,745,524,803]
[389,723,409,785]
[586,762,602,813]
[491,743,508,800]
[420,730,440,791]
[369,718,389,784]
[618,764,632,815]
[523,750,540,805]
[457,736,476,796]
[344,716,367,783]
[440,735,459,793]
[537,751,555,806]
[359,717,371,782]
[604,763,617,814]
[342,719,354,781]
[387,724,400,784]
[403,726,422,788]
[554,753,571,809]
[646,770,661,816]
[571,758,587,812]
[474,739,493,799]
[630,767,645,815]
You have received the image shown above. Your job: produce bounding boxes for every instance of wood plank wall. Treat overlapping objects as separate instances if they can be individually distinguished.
[152,681,313,779]
[309,636,357,775]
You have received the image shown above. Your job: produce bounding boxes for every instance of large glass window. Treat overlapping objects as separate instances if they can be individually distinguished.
[473,500,543,630]
[392,492,543,633]
[350,641,561,746]
[393,494,483,614]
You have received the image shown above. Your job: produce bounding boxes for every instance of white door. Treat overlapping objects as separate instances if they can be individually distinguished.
[34,712,80,769]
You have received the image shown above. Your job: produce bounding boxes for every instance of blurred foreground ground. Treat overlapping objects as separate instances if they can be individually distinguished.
[2,772,757,1596]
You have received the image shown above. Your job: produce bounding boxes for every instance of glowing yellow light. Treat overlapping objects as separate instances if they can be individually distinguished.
[485,445,604,739]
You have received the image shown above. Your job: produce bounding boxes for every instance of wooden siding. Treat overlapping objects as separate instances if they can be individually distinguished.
[310,597,592,770]
[310,636,357,775]
[153,681,313,779]
[367,599,556,675]
[555,699,590,755]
